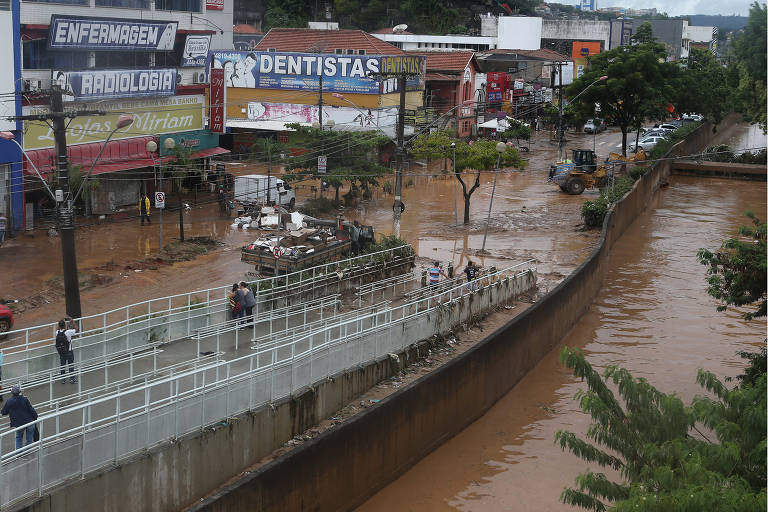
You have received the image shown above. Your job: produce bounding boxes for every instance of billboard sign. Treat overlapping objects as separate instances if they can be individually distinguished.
[181,35,211,67]
[48,15,177,51]
[246,102,399,137]
[209,68,226,133]
[22,95,204,150]
[206,0,224,9]
[52,69,176,101]
[208,51,425,95]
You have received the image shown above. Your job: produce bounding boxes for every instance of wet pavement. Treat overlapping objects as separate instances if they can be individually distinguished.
[1,128,619,332]
[356,174,767,511]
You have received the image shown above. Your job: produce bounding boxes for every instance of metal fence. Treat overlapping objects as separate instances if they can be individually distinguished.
[1,246,414,382]
[0,261,535,509]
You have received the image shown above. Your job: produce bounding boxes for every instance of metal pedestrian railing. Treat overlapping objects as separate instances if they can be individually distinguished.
[0,260,535,509]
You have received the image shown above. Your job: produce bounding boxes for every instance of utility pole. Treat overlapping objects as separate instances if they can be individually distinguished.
[50,87,82,319]
[266,141,272,204]
[318,74,323,131]
[557,61,564,161]
[393,74,406,237]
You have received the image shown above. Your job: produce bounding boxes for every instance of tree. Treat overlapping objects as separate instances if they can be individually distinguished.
[556,346,766,512]
[630,21,655,44]
[282,125,389,203]
[676,47,733,125]
[732,2,767,131]
[166,146,196,242]
[409,131,526,224]
[697,213,766,320]
[566,40,677,155]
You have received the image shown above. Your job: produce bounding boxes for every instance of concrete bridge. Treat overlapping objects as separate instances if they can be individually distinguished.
[671,159,766,180]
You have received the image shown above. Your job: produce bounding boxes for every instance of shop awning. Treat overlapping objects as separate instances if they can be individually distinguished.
[23,137,229,177]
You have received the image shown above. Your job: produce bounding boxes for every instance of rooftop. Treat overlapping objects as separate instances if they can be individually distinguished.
[255,28,404,54]
[405,51,476,72]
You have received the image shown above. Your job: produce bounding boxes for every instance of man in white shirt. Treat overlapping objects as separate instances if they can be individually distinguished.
[55,317,78,384]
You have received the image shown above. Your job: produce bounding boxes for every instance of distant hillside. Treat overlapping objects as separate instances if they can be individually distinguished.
[687,14,748,31]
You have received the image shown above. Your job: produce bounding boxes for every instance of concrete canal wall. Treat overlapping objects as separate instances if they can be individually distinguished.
[185,115,742,512]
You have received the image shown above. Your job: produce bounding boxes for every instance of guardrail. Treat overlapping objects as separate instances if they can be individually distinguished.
[0,260,534,509]
[1,246,414,382]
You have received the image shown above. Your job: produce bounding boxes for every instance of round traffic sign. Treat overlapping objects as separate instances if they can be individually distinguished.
[273,246,283,259]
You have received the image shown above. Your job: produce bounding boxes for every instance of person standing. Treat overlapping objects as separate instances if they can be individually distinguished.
[350,221,361,255]
[464,260,479,292]
[239,282,257,327]
[428,261,447,286]
[139,193,151,225]
[55,317,77,384]
[1,385,38,450]
[227,283,244,322]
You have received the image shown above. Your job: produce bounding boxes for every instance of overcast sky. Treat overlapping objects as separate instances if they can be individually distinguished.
[560,0,752,16]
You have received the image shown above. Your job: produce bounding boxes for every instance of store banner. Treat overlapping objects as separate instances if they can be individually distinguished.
[48,15,177,51]
[206,0,224,9]
[246,102,398,133]
[208,51,425,95]
[22,95,204,150]
[209,68,226,133]
[53,69,176,101]
[181,35,211,67]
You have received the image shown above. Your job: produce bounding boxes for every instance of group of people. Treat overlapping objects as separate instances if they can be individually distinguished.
[428,260,480,290]
[228,281,257,325]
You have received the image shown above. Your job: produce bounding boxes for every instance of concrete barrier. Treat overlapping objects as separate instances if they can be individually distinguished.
[180,115,742,512]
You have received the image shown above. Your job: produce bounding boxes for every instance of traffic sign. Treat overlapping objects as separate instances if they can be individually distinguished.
[317,155,327,174]
[154,192,165,209]
[273,246,283,259]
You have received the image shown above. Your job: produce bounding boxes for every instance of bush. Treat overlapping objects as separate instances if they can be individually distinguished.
[298,197,342,216]
[582,197,609,228]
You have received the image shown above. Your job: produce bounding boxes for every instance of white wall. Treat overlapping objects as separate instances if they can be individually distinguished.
[686,25,714,43]
[541,19,610,50]
[0,9,16,132]
[497,17,542,50]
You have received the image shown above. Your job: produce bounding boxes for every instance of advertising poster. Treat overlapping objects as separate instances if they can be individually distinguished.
[182,35,211,67]
[246,102,399,136]
[48,15,177,51]
[209,68,226,133]
[208,51,425,95]
[52,69,176,101]
[23,95,204,150]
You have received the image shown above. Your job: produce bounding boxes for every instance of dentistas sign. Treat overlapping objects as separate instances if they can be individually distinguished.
[53,69,176,100]
[48,15,178,51]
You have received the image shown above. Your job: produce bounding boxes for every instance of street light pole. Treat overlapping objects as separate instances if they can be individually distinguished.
[481,142,507,253]
[451,142,458,226]
[393,74,406,238]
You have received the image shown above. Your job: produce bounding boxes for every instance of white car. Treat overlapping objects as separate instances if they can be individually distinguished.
[629,135,665,152]
[682,113,703,122]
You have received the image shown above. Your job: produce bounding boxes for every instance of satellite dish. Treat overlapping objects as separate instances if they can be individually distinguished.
[392,24,408,33]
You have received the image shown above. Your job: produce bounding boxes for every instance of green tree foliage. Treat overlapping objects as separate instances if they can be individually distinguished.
[732,2,767,131]
[566,39,677,156]
[263,0,312,30]
[282,125,390,202]
[697,213,767,320]
[676,48,733,125]
[556,346,767,512]
[630,21,655,44]
[409,130,526,224]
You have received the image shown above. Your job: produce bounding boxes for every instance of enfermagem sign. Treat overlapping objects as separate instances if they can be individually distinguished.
[48,15,178,51]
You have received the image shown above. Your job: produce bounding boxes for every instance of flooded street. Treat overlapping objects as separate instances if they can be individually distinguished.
[1,130,606,330]
[356,175,766,512]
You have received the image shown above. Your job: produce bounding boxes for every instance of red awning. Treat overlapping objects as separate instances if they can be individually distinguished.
[23,138,229,177]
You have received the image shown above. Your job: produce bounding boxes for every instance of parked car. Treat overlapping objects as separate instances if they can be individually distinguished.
[655,123,678,131]
[0,304,13,339]
[583,118,606,134]
[629,135,665,152]
[682,113,703,122]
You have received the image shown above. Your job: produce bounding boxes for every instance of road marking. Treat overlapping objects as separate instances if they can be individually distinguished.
[599,141,607,145]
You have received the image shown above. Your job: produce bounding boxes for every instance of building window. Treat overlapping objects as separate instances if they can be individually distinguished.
[95,52,152,68]
[0,0,9,9]
[23,0,88,4]
[346,49,355,54]
[95,0,149,6]
[23,38,90,70]
[358,49,365,55]
[155,0,200,12]
[268,48,276,52]
[335,49,344,54]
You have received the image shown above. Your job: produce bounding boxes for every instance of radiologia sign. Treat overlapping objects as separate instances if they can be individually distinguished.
[207,51,425,95]
[48,15,178,51]
[53,69,176,101]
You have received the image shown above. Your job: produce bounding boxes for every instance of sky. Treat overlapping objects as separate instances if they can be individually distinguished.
[560,0,753,16]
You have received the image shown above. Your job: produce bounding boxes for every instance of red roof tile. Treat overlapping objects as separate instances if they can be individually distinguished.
[481,48,572,61]
[405,51,475,72]
[255,28,404,54]
[234,24,262,35]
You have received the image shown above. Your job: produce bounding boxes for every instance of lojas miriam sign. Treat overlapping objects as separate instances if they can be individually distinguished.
[53,69,176,101]
[48,15,177,51]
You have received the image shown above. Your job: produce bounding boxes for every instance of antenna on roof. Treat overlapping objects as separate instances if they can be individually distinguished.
[392,24,408,33]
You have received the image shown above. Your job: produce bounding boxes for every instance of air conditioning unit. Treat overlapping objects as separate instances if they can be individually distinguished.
[23,79,42,92]
[193,72,207,84]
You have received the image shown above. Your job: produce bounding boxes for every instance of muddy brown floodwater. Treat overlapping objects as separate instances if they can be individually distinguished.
[356,175,767,512]
[2,129,607,331]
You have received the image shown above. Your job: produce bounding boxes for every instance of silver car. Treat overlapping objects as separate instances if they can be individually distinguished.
[629,135,665,152]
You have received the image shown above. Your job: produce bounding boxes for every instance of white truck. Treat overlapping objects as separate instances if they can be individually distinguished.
[234,174,296,209]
